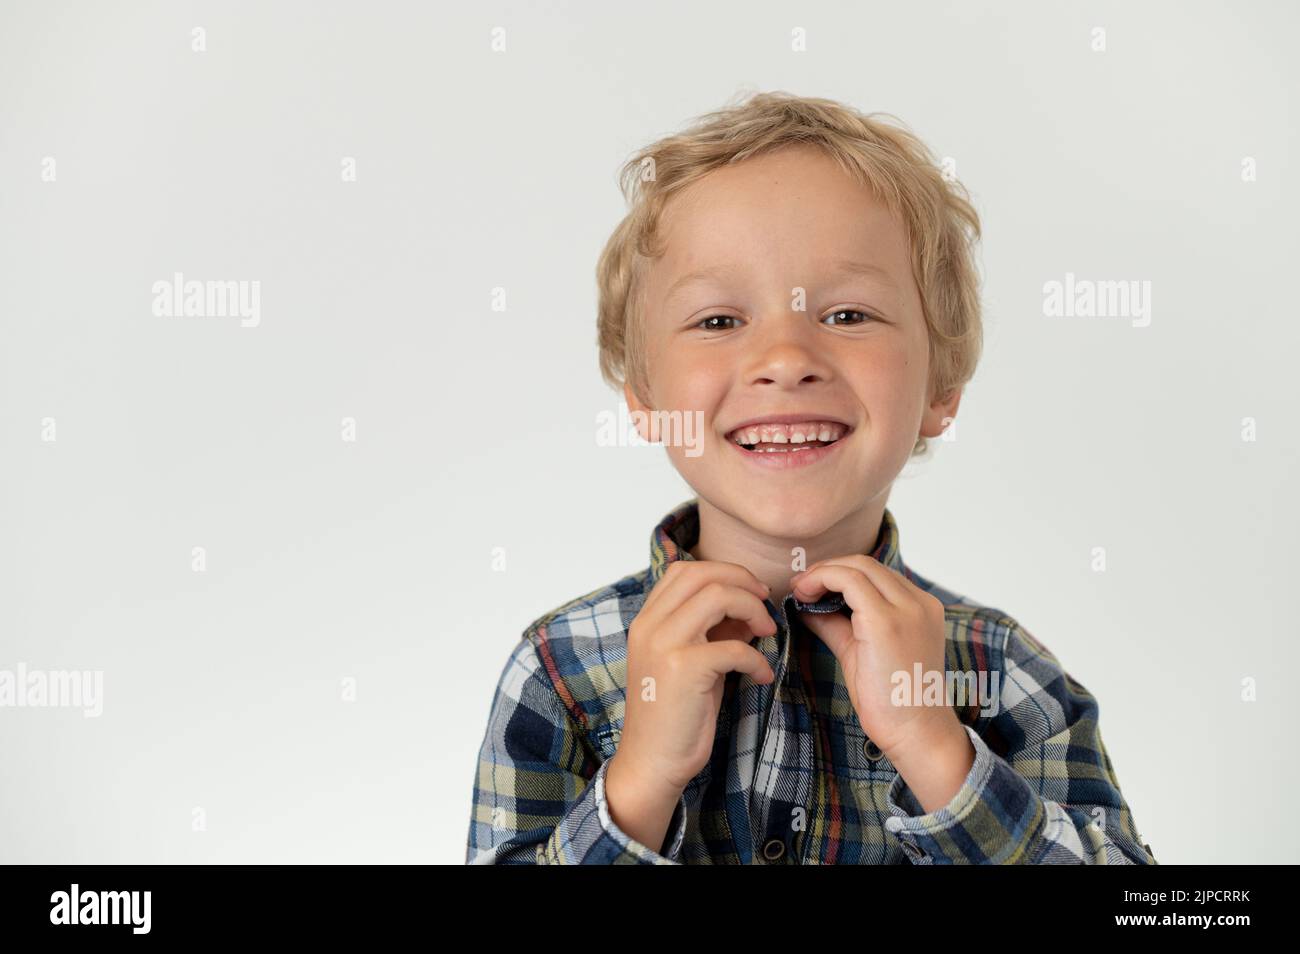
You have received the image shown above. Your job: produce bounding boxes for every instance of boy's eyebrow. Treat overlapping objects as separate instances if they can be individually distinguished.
[663,262,746,303]
[664,258,897,302]
[829,258,899,289]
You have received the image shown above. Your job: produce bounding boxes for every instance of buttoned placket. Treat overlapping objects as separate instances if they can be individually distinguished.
[731,593,821,865]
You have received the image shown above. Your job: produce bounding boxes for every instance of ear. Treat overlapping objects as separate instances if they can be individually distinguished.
[919,386,962,439]
[623,380,657,443]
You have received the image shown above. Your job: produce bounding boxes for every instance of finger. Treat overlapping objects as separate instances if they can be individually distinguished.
[667,582,776,649]
[797,609,855,660]
[645,560,770,618]
[796,555,911,609]
[685,640,776,687]
[704,616,771,644]
[791,564,890,635]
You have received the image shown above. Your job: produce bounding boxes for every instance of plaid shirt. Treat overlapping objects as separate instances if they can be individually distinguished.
[466,498,1156,865]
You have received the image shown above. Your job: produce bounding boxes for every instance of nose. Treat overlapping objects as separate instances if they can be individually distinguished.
[742,314,833,388]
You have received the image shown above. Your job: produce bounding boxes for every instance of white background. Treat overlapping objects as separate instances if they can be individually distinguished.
[1,0,1296,863]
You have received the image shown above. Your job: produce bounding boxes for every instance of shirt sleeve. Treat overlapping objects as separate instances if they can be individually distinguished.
[882,617,1156,865]
[466,635,689,865]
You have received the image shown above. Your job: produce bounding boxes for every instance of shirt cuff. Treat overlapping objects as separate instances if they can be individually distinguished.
[542,758,687,864]
[883,723,1045,864]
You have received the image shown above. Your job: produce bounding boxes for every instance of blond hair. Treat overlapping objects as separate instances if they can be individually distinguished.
[595,90,983,458]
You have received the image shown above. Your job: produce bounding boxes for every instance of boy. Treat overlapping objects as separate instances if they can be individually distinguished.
[465,91,1155,864]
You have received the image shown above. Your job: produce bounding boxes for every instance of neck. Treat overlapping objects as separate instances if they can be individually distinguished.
[688,493,889,602]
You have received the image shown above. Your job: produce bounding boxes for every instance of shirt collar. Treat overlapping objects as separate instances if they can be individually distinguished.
[649,497,905,589]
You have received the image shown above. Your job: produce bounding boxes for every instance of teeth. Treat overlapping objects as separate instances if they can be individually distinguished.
[729,421,848,445]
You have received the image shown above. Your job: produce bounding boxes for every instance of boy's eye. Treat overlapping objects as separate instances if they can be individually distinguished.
[822,309,873,326]
[696,310,874,331]
[696,315,741,331]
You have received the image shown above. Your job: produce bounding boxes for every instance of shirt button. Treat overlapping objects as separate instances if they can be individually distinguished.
[901,840,927,862]
[863,738,884,761]
[762,838,786,862]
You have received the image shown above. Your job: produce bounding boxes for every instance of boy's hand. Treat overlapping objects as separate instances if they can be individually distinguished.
[619,561,778,798]
[792,556,958,760]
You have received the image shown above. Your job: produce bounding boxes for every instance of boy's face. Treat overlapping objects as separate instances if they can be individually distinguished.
[625,144,960,542]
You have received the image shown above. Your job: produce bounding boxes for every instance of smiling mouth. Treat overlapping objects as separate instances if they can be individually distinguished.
[727,422,853,453]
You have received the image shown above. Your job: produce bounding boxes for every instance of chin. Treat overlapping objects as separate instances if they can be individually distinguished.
[727,495,844,541]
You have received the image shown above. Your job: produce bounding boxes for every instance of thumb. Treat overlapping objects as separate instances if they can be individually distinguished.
[799,611,856,660]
